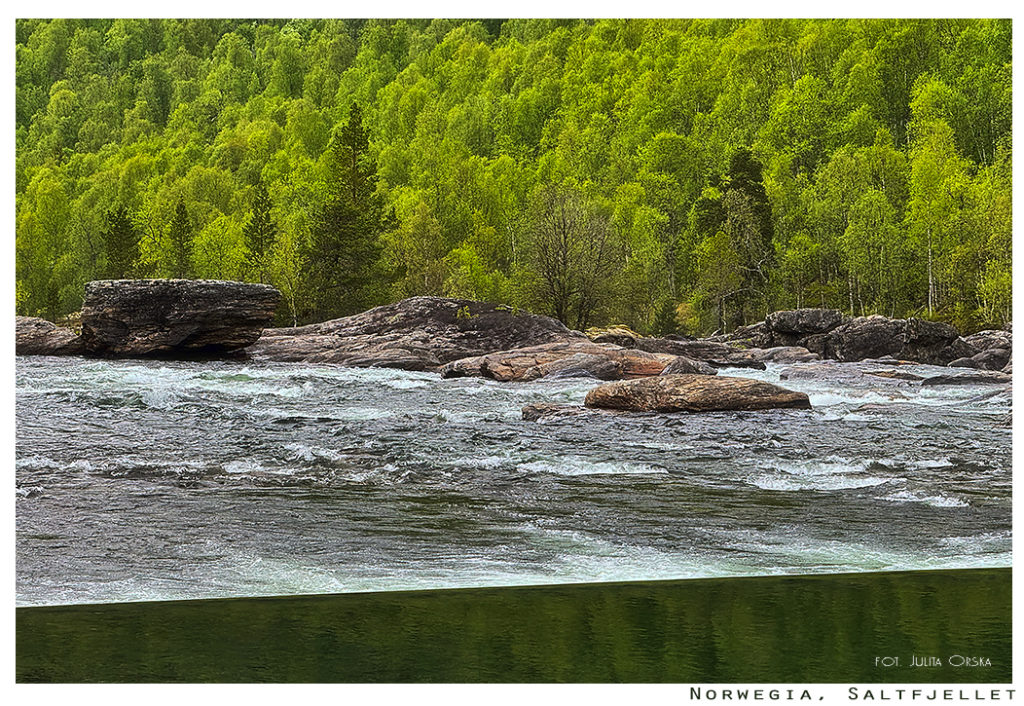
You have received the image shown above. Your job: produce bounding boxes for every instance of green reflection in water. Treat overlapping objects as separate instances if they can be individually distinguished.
[17,568,1010,683]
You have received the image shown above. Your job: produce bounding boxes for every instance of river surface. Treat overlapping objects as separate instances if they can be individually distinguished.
[15,356,1012,606]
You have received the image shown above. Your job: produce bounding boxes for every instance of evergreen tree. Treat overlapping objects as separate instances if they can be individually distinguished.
[168,200,194,278]
[243,179,276,283]
[306,102,389,318]
[100,205,139,279]
[723,148,774,324]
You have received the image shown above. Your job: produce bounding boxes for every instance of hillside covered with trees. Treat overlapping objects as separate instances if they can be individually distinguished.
[15,18,1012,333]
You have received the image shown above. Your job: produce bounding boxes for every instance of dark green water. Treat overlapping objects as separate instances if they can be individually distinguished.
[16,567,1010,683]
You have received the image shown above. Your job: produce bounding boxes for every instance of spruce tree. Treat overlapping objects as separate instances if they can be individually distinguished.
[168,200,193,279]
[307,102,388,319]
[244,180,276,283]
[101,205,139,279]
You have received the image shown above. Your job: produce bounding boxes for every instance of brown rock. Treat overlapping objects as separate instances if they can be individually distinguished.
[660,355,717,376]
[586,326,641,348]
[16,316,84,356]
[634,338,768,369]
[521,403,591,421]
[440,340,674,382]
[584,374,812,413]
[250,297,582,369]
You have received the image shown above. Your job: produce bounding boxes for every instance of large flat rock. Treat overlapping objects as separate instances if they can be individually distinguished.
[248,297,583,370]
[80,279,280,357]
[16,316,83,356]
[584,374,811,413]
[440,340,677,381]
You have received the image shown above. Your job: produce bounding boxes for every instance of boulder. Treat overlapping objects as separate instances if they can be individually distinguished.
[766,308,844,336]
[249,297,583,369]
[584,374,811,413]
[440,340,673,381]
[1003,359,1012,375]
[939,336,983,364]
[16,316,84,356]
[660,355,717,376]
[820,315,959,365]
[80,280,280,358]
[947,347,1012,371]
[634,338,767,369]
[962,329,1012,353]
[586,326,641,348]
[707,321,772,348]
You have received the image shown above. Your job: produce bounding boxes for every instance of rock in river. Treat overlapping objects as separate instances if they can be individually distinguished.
[249,296,582,369]
[16,316,84,356]
[659,355,718,376]
[921,370,1013,386]
[584,374,812,413]
[441,340,675,381]
[80,279,280,357]
[819,315,961,365]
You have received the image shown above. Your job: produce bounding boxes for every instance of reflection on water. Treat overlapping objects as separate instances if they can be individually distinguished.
[16,568,1010,683]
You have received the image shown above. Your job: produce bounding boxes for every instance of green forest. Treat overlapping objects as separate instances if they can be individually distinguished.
[15,18,1012,334]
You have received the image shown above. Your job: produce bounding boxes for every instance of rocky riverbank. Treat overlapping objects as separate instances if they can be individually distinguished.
[16,284,1011,404]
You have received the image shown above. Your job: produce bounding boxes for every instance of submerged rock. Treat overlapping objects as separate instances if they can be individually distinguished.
[16,316,84,356]
[80,279,280,358]
[249,297,582,369]
[921,370,1012,386]
[521,403,593,421]
[440,340,674,381]
[863,369,925,382]
[584,374,811,413]
[745,346,820,363]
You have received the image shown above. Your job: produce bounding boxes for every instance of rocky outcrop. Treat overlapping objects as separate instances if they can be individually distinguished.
[583,374,811,413]
[249,297,583,369]
[765,308,845,347]
[946,329,1012,370]
[440,340,674,381]
[80,279,280,358]
[718,309,980,366]
[16,316,84,356]
[817,316,961,365]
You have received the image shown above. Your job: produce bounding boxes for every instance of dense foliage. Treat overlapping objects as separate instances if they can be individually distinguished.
[15,18,1012,332]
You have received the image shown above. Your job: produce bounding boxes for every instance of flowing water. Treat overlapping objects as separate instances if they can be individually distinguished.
[15,356,1012,607]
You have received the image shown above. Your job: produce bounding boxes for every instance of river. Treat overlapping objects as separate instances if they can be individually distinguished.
[15,356,1011,606]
